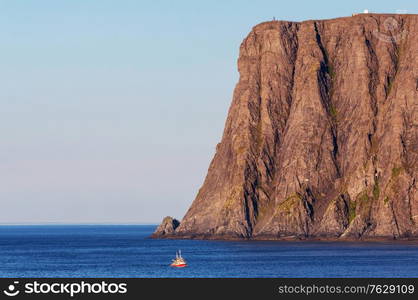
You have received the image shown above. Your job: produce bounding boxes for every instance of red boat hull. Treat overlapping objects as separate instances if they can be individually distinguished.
[170,264,187,268]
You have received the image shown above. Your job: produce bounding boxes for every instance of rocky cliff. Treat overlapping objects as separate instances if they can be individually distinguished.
[154,14,418,240]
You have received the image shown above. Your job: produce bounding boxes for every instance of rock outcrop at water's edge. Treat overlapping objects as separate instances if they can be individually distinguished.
[153,14,418,240]
[151,216,180,237]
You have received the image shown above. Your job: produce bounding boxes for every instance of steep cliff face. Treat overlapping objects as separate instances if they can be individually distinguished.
[154,14,418,240]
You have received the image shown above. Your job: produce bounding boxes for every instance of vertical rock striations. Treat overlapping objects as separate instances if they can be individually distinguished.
[153,14,418,240]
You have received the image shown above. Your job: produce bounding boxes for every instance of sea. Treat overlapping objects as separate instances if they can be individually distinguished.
[0,225,418,278]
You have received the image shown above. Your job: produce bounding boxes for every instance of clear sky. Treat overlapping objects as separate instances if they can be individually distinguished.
[1,0,417,224]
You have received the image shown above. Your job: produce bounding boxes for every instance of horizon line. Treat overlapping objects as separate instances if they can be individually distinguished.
[0,222,158,226]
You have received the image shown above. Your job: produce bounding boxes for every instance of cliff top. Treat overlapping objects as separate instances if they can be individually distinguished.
[253,13,418,30]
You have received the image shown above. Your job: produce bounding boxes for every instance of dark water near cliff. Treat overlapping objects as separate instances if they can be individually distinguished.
[1,225,418,277]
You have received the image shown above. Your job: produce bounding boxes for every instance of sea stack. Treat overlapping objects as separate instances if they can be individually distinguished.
[151,216,180,237]
[153,14,418,240]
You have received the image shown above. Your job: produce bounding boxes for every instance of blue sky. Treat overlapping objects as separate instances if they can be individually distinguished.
[1,0,417,224]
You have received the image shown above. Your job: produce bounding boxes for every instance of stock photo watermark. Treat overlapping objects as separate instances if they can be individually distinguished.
[372,15,408,43]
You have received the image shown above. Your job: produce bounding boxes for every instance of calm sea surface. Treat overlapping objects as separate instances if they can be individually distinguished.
[0,225,418,277]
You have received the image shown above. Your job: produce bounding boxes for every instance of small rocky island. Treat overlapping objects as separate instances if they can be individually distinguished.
[152,216,180,237]
[153,14,418,240]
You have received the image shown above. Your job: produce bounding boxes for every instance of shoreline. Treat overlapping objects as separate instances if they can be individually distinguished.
[151,234,418,243]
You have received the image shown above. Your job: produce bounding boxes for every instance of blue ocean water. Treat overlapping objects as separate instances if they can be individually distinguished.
[0,225,418,277]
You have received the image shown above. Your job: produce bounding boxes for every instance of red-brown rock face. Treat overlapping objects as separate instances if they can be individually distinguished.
[154,14,418,240]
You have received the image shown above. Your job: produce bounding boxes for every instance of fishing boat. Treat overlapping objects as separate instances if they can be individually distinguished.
[170,250,187,267]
